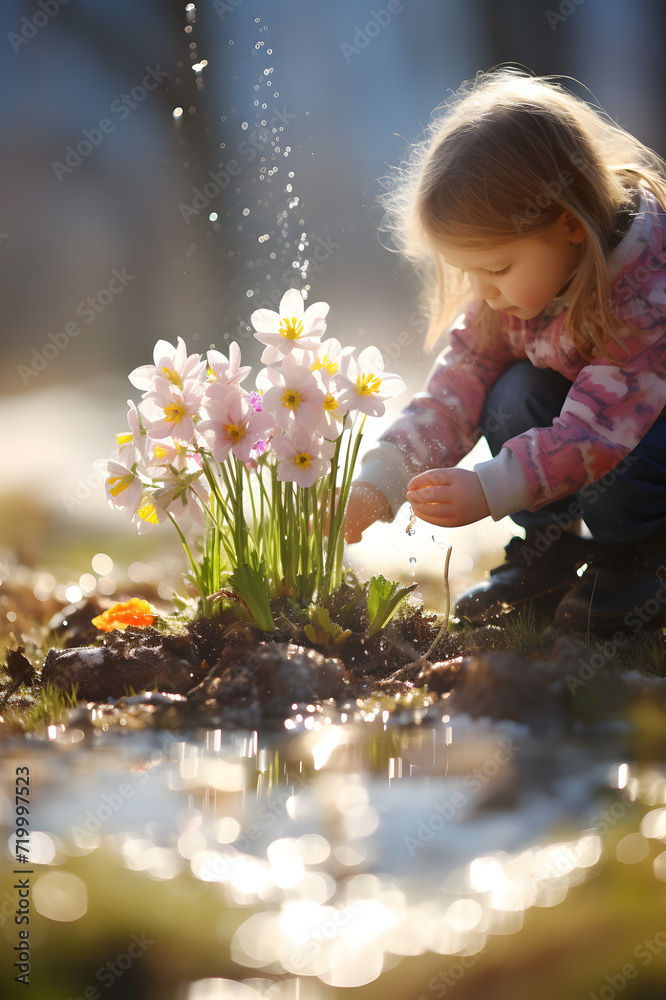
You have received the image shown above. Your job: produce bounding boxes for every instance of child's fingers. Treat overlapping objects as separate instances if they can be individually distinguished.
[411,500,450,518]
[411,506,456,527]
[407,469,452,491]
[406,485,450,503]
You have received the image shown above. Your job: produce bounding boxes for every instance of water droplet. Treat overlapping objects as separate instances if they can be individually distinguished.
[409,556,417,567]
[242,208,250,216]
[241,122,248,130]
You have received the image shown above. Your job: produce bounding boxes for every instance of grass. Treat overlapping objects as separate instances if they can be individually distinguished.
[19,683,80,732]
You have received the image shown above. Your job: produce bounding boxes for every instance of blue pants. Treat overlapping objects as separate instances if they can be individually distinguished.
[480,361,666,543]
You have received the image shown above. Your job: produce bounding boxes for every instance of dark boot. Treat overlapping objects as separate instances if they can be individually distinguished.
[554,529,666,636]
[455,528,594,624]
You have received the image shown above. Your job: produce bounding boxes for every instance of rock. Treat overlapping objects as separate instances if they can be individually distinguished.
[188,641,347,717]
[447,638,666,732]
[416,656,463,694]
[41,627,205,701]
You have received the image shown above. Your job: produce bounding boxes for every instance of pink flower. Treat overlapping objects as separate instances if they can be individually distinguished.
[199,385,275,463]
[207,341,252,386]
[139,381,205,447]
[272,428,335,488]
[257,356,325,432]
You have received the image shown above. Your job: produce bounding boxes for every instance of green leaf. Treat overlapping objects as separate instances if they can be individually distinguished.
[227,562,275,632]
[365,574,419,638]
[304,604,352,646]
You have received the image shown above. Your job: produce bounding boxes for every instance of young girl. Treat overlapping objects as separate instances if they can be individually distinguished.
[345,69,666,635]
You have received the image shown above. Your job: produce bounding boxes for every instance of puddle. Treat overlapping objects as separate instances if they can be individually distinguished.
[3,705,666,998]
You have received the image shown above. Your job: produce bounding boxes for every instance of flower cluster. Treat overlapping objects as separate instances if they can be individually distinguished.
[99,288,405,612]
[102,288,404,528]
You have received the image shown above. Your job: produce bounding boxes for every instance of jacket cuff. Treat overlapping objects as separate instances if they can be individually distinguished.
[474,447,533,521]
[354,442,413,520]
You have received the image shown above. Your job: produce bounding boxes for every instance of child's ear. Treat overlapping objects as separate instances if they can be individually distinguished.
[561,211,586,244]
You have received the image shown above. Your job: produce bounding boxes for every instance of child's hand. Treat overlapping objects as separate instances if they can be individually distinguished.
[343,482,393,543]
[406,468,490,527]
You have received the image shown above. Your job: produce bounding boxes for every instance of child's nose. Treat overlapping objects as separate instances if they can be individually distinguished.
[468,272,499,301]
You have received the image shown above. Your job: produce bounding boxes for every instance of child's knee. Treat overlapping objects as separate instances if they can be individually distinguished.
[481,362,570,451]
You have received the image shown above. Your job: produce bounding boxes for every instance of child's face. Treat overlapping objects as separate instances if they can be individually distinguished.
[440,213,586,320]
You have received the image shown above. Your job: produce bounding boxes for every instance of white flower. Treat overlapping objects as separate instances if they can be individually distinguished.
[99,459,143,517]
[335,346,406,417]
[272,428,335,488]
[251,288,328,360]
[115,400,147,465]
[129,337,206,394]
[207,341,251,386]
[257,355,325,431]
[132,492,168,534]
[308,338,352,378]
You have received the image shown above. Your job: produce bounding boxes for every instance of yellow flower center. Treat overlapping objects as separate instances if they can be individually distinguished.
[280,388,302,410]
[207,366,217,381]
[224,423,244,442]
[296,452,311,469]
[138,499,159,524]
[163,401,186,424]
[162,366,183,389]
[152,445,169,460]
[356,373,382,396]
[312,355,337,376]
[116,432,133,446]
[107,473,134,497]
[324,394,338,411]
[279,316,304,341]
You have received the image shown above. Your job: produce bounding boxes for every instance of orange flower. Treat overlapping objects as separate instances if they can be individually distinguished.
[92,598,155,632]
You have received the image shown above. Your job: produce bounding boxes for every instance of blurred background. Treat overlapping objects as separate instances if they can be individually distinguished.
[2,0,665,612]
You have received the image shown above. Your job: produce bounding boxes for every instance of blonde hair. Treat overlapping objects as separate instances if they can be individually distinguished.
[378,69,666,361]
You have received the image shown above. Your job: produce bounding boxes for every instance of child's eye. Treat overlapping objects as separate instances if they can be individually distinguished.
[490,265,511,277]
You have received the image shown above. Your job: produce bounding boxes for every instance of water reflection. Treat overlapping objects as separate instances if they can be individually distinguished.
[2,710,666,994]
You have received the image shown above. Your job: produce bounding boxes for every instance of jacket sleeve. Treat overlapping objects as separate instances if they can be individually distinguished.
[355,304,516,516]
[504,320,666,512]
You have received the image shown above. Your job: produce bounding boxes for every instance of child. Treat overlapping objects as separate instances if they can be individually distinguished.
[345,69,666,635]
